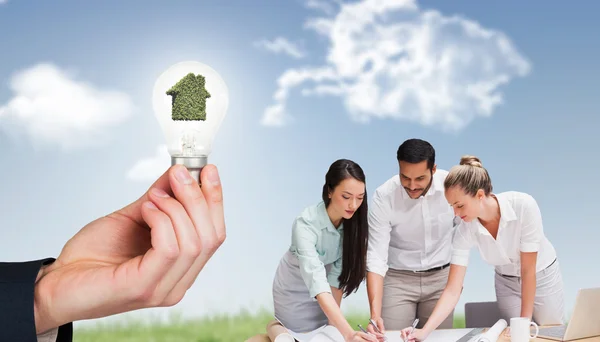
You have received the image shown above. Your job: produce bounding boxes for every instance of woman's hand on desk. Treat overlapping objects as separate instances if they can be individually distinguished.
[400,327,428,342]
[367,317,387,341]
[346,331,378,342]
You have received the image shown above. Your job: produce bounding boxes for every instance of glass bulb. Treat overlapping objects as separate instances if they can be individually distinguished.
[152,61,229,181]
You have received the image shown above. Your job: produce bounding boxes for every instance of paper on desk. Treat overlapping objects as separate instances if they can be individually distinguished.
[475,319,507,342]
[282,325,344,342]
[381,328,475,342]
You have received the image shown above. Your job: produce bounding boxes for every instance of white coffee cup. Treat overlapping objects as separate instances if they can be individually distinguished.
[510,317,539,342]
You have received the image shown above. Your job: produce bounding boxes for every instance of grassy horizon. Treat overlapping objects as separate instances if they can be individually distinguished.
[72,309,466,342]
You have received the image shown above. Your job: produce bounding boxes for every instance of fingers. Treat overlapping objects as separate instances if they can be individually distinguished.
[358,332,377,341]
[400,328,417,342]
[170,164,223,257]
[161,165,225,302]
[168,164,216,254]
[400,328,410,339]
[148,183,202,303]
[122,164,226,308]
[200,165,226,247]
[135,201,179,293]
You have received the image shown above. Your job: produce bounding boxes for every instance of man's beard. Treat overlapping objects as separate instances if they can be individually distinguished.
[404,171,434,197]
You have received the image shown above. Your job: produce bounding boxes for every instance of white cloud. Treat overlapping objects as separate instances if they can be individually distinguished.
[254,37,306,59]
[262,0,531,131]
[0,63,135,151]
[126,145,171,182]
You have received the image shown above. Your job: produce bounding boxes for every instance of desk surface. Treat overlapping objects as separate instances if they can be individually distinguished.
[246,327,600,342]
[498,327,600,342]
[383,328,600,342]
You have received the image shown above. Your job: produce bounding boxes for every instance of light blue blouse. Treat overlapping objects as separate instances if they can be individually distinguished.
[290,201,344,298]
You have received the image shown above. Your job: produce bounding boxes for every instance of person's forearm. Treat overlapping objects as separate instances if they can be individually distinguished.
[317,292,354,339]
[421,287,461,334]
[520,270,536,319]
[367,272,384,319]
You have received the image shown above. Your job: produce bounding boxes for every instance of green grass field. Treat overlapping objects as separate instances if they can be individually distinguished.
[72,310,466,342]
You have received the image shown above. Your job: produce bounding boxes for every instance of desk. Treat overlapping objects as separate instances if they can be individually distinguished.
[246,328,600,342]
[495,327,600,342]
[418,327,599,342]
[384,328,600,342]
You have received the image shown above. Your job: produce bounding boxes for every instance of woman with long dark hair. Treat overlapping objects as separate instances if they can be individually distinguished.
[270,159,379,342]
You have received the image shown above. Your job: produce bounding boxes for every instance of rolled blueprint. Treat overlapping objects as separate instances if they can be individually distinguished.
[477,319,508,342]
[266,319,295,342]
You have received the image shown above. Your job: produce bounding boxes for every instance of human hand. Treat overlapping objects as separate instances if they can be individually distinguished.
[400,327,428,342]
[367,317,387,341]
[346,331,378,342]
[33,164,226,334]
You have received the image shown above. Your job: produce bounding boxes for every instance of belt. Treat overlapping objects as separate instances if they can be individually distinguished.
[498,258,557,278]
[413,263,450,273]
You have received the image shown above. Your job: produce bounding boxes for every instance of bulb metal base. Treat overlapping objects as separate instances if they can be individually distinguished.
[171,156,207,184]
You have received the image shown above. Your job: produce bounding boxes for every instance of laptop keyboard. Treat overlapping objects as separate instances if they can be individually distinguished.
[538,325,567,339]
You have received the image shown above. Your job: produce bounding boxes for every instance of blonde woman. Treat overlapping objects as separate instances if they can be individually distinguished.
[401,156,565,342]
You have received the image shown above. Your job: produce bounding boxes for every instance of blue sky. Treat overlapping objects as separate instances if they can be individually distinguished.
[1,0,599,328]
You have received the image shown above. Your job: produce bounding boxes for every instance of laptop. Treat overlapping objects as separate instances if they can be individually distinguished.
[537,287,600,341]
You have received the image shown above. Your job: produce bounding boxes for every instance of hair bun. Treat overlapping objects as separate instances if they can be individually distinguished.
[460,155,483,168]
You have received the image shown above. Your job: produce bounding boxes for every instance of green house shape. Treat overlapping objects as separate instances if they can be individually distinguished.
[166,72,211,121]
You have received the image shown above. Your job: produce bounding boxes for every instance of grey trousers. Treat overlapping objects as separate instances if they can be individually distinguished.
[494,259,565,325]
[381,266,454,330]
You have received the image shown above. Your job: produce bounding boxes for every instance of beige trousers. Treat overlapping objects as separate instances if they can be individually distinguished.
[494,259,565,325]
[381,266,454,330]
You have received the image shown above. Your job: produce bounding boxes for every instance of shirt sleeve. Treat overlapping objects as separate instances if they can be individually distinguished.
[450,222,474,267]
[366,188,392,277]
[519,194,543,253]
[290,216,332,298]
[0,258,72,342]
[327,244,343,290]
[37,328,58,342]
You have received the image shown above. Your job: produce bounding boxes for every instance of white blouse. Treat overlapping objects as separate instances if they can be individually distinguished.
[451,191,557,277]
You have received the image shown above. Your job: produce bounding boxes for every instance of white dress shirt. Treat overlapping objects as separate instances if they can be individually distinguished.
[367,169,457,276]
[451,191,557,277]
[37,328,58,342]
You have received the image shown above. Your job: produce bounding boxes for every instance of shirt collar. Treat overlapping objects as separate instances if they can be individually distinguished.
[496,193,517,223]
[317,201,344,233]
[425,171,445,197]
[476,193,517,234]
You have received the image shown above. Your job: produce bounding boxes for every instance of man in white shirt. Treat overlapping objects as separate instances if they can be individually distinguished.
[366,139,457,333]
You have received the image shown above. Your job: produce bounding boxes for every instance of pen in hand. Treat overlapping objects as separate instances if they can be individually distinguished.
[368,319,388,341]
[406,318,419,341]
[358,324,378,340]
[358,324,370,334]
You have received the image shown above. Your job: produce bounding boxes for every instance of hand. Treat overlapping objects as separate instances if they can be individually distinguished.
[33,164,226,334]
[367,317,386,341]
[346,331,378,342]
[400,328,428,342]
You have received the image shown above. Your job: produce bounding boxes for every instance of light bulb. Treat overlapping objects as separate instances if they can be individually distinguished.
[152,61,229,182]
